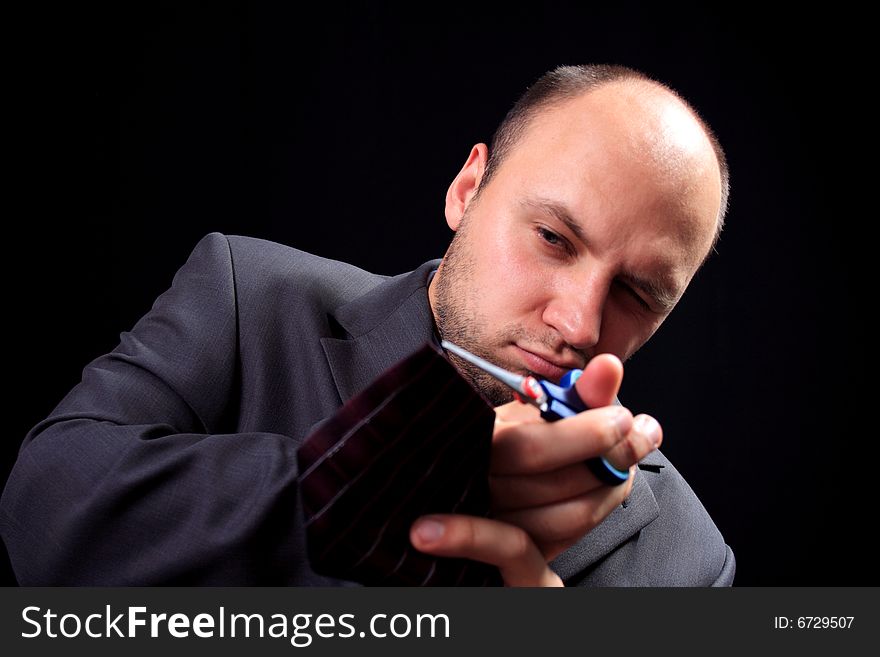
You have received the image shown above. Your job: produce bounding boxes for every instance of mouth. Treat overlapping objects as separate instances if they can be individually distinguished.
[512,345,581,382]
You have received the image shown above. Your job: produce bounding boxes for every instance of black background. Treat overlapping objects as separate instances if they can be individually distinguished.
[4,1,873,586]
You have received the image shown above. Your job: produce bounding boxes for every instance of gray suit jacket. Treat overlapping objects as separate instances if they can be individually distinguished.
[0,232,735,586]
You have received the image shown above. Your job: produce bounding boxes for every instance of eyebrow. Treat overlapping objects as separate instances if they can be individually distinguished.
[520,197,590,246]
[520,196,681,313]
[618,272,679,313]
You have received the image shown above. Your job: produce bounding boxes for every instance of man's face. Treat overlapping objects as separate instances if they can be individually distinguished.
[429,83,722,405]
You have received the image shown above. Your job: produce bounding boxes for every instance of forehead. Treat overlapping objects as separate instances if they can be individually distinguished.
[513,82,715,174]
[493,83,721,266]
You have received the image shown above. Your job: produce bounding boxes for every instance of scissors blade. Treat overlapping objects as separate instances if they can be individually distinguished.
[441,340,547,407]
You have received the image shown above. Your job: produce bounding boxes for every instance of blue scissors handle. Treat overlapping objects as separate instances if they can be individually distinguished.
[537,372,630,487]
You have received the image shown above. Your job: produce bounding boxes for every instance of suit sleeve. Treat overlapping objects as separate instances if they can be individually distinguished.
[711,544,736,586]
[0,232,319,585]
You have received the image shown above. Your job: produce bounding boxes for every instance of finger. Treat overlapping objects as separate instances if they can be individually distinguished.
[542,540,579,562]
[494,400,541,423]
[490,462,599,511]
[603,413,663,470]
[491,405,633,474]
[575,353,624,409]
[495,470,635,546]
[410,514,564,587]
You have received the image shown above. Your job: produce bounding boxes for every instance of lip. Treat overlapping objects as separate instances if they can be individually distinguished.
[512,345,579,382]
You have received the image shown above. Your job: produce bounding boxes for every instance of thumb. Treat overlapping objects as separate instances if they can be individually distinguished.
[575,353,624,408]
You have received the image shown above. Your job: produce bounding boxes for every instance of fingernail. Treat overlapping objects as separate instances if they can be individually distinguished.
[414,519,445,544]
[634,414,661,447]
[607,406,632,438]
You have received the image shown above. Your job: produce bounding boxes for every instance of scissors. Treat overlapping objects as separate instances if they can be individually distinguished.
[441,339,630,486]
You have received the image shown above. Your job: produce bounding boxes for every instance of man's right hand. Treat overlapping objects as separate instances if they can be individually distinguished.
[410,354,663,585]
[488,353,662,561]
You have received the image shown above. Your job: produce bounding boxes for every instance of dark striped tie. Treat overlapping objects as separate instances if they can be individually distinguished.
[297,343,503,586]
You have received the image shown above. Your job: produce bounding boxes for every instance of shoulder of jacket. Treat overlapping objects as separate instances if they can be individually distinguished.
[197,233,383,285]
[199,233,388,312]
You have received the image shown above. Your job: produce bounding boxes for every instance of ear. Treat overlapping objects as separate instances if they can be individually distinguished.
[444,143,489,231]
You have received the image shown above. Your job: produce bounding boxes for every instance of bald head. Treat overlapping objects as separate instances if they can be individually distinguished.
[476,65,729,253]
[564,81,722,257]
[605,81,720,185]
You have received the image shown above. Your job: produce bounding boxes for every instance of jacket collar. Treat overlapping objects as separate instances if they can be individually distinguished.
[320,259,441,403]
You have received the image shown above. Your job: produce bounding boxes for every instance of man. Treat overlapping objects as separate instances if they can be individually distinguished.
[0,64,734,586]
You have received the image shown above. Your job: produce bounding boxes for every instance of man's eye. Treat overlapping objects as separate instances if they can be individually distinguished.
[538,227,562,246]
[615,281,653,311]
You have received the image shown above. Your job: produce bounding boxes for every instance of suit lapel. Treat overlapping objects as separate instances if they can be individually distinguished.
[320,259,441,403]
[550,460,662,580]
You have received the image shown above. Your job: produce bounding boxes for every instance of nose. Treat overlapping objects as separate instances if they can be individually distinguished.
[541,274,607,352]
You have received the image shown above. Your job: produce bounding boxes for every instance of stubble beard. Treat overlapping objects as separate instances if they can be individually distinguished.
[432,216,518,407]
